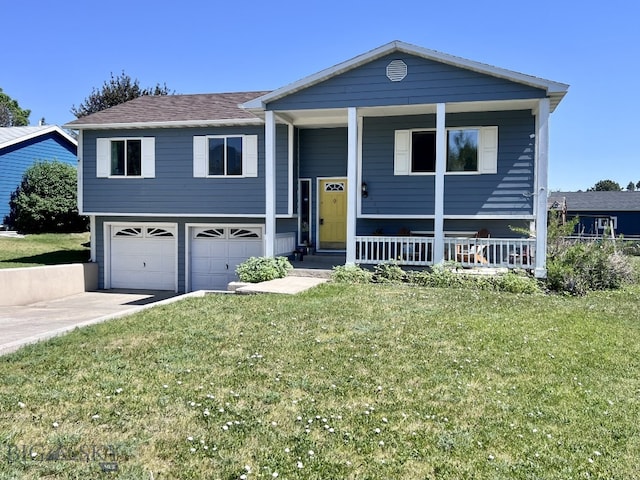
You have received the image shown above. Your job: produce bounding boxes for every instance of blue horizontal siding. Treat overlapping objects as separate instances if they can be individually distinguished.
[268,53,546,111]
[360,111,535,217]
[0,134,77,223]
[362,116,436,216]
[83,126,290,215]
[569,211,640,236]
[444,111,535,215]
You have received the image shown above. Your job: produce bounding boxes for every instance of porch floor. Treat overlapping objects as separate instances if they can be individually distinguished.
[288,253,345,278]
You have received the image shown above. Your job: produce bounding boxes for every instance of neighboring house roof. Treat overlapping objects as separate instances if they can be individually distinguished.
[242,40,569,112]
[0,125,77,151]
[549,191,640,212]
[64,92,268,130]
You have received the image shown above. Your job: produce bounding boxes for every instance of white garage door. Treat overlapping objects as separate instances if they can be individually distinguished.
[110,225,176,290]
[190,226,263,291]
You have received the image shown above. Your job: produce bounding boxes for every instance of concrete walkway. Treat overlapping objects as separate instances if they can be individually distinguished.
[235,276,328,294]
[0,290,202,356]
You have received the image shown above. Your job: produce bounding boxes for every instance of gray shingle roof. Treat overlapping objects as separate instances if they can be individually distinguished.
[549,191,640,212]
[64,92,269,128]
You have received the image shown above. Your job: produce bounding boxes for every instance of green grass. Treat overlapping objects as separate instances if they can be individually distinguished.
[0,233,90,268]
[1,283,639,479]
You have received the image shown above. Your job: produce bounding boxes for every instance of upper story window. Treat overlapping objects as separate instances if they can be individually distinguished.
[394,126,497,175]
[193,135,258,178]
[96,137,155,178]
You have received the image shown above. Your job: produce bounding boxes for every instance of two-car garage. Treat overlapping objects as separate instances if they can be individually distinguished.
[106,223,264,292]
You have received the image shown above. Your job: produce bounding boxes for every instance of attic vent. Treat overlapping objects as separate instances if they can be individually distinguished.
[386,60,407,82]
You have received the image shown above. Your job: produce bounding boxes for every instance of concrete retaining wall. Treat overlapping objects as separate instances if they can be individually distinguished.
[0,263,98,306]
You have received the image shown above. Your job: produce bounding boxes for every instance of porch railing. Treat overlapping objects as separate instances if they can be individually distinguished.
[355,236,536,269]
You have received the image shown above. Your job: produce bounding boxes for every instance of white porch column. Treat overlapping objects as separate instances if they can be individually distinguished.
[346,107,358,265]
[433,103,446,264]
[265,110,276,257]
[534,98,550,278]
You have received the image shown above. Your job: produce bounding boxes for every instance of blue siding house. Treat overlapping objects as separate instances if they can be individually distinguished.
[65,41,568,292]
[549,191,640,237]
[0,126,77,225]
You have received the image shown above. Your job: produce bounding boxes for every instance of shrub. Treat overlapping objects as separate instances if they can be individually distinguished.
[373,261,406,283]
[546,241,635,295]
[236,256,292,283]
[331,264,373,284]
[4,161,87,233]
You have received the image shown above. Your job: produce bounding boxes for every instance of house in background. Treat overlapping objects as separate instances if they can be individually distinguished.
[548,191,640,237]
[65,40,568,292]
[0,126,78,225]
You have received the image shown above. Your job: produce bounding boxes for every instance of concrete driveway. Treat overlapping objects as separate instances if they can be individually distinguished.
[0,289,199,356]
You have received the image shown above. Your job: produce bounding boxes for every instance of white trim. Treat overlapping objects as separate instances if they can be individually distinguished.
[288,123,294,216]
[193,134,258,178]
[82,212,268,218]
[104,221,178,292]
[64,118,264,131]
[96,136,155,178]
[357,214,535,220]
[0,125,78,150]
[534,98,550,278]
[241,40,568,112]
[77,131,84,213]
[184,222,265,292]
[89,215,96,262]
[433,103,446,264]
[358,214,436,219]
[346,107,358,265]
[264,111,276,257]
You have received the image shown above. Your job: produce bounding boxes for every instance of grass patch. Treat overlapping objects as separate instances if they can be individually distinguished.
[1,283,639,478]
[0,233,90,268]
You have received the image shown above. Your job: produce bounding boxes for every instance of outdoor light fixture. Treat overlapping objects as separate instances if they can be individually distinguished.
[362,182,368,198]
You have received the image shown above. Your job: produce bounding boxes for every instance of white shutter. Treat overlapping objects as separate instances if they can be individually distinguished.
[479,126,498,174]
[96,138,111,177]
[142,137,155,178]
[394,130,411,175]
[243,135,258,177]
[193,136,208,177]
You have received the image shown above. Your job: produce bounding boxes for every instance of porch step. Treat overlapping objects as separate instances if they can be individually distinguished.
[288,268,333,279]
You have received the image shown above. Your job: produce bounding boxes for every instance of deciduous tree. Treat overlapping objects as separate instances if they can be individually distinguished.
[71,71,172,118]
[588,179,622,191]
[0,88,30,126]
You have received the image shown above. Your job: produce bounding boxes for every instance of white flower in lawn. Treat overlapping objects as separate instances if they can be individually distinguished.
[31,451,37,458]
[375,428,381,434]
[204,409,210,416]
[329,428,335,433]
[222,425,229,431]
[377,386,382,392]
[296,416,302,421]
[594,450,602,456]
[187,436,193,441]
[18,401,25,408]
[163,384,168,389]
[219,408,225,413]
[378,441,384,446]
[244,465,251,472]
[115,388,123,394]
[297,461,304,469]
[190,401,196,407]
[52,422,59,428]
[190,447,196,453]
[240,476,247,480]
[92,414,100,420]
[588,458,594,463]
[177,381,182,385]
[382,417,388,423]
[488,454,495,461]
[271,421,277,427]
[272,472,279,478]
[284,448,290,453]
[308,450,314,456]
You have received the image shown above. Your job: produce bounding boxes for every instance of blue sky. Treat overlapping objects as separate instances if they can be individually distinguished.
[2,0,638,191]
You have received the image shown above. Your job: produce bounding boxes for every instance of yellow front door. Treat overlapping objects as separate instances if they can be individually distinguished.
[319,178,347,250]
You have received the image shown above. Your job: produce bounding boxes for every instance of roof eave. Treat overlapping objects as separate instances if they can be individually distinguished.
[0,125,77,150]
[63,117,265,130]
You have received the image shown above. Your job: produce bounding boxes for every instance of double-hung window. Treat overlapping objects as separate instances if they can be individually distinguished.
[96,137,155,178]
[394,126,497,175]
[193,135,258,178]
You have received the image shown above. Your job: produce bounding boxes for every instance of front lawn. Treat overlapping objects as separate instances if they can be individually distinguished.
[1,283,639,478]
[0,233,90,268]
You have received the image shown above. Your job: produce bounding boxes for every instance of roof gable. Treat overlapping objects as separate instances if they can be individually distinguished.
[0,126,77,151]
[242,40,568,112]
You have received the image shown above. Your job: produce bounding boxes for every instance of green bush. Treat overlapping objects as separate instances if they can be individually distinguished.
[546,241,635,295]
[373,261,406,283]
[236,256,292,283]
[4,161,87,233]
[331,264,373,284]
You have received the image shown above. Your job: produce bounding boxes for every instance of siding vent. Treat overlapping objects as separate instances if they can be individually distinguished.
[386,60,407,82]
